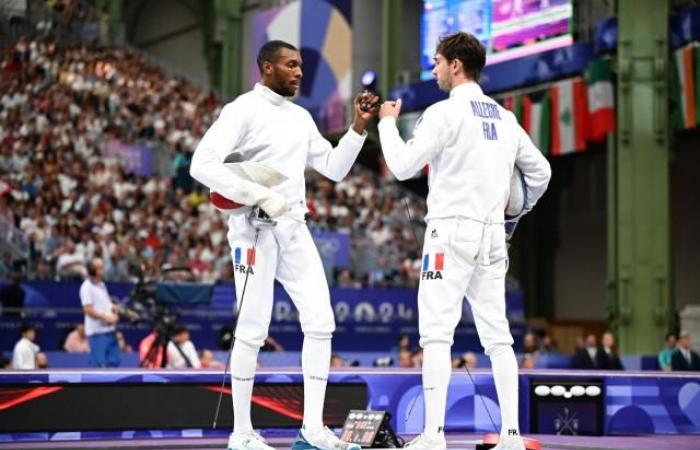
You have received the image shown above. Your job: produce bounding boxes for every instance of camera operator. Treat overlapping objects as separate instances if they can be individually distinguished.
[80,257,121,367]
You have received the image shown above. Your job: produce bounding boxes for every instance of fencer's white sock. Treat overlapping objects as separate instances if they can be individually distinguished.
[488,345,521,439]
[422,343,451,440]
[302,335,331,431]
[230,339,259,434]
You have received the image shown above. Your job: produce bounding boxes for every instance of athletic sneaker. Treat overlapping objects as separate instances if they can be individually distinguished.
[227,430,275,450]
[491,436,526,450]
[402,434,447,450]
[291,426,361,450]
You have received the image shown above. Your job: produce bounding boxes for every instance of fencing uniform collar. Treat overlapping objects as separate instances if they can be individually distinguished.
[449,81,483,98]
[255,83,286,106]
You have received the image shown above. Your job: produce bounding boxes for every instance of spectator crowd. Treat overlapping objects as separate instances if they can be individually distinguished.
[0,37,424,288]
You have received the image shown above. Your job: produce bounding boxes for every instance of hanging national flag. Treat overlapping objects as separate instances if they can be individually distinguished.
[521,90,551,156]
[500,93,523,122]
[673,44,697,130]
[585,58,616,141]
[501,95,514,111]
[550,78,588,156]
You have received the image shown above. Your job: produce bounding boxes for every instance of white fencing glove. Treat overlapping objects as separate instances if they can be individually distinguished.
[251,185,288,219]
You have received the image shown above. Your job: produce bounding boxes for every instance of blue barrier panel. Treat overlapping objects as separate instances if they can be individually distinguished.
[1,281,524,353]
[1,370,696,436]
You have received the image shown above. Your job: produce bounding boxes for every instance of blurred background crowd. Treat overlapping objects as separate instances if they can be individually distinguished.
[0,36,425,288]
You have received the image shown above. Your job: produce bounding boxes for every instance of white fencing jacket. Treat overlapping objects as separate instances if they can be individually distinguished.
[190,83,366,221]
[379,82,551,224]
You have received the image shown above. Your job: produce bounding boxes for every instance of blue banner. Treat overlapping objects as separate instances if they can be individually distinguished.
[0,281,524,353]
[104,140,153,177]
[670,6,700,48]
[311,231,351,268]
[595,7,700,55]
[594,16,617,55]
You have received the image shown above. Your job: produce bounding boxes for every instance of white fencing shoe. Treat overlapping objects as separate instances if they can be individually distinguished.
[402,434,447,450]
[291,426,361,450]
[227,430,275,450]
[490,435,526,450]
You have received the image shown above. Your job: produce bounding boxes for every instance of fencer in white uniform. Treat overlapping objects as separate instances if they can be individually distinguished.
[378,32,551,450]
[190,40,379,450]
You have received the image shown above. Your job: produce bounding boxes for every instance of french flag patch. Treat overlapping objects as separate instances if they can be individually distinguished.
[234,247,256,266]
[422,253,445,271]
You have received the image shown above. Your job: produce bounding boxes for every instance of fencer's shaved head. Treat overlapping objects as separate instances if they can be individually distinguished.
[257,40,303,97]
[257,40,298,73]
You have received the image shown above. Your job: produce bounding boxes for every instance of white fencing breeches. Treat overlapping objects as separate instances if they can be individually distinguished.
[418,217,514,354]
[227,213,335,347]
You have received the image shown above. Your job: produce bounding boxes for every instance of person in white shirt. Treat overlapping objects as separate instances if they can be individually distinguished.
[190,40,377,450]
[56,239,86,279]
[166,326,201,369]
[80,257,120,367]
[11,324,39,369]
[377,32,551,450]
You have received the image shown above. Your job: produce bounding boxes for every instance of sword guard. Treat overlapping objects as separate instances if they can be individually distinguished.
[247,206,277,229]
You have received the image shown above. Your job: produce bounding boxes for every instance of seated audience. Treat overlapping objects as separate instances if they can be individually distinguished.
[573,333,598,369]
[200,349,225,369]
[658,332,677,371]
[63,324,89,353]
[597,331,624,370]
[671,331,700,371]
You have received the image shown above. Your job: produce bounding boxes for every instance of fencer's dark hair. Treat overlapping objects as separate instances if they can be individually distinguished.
[436,32,486,82]
[257,40,298,72]
[20,324,35,335]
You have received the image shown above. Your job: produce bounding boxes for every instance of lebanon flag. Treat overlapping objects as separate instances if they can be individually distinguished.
[673,45,697,130]
[550,78,588,156]
[585,58,616,141]
[521,90,550,156]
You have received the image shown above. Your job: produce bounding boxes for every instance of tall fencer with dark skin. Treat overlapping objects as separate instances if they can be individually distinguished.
[258,43,378,136]
[189,40,379,450]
